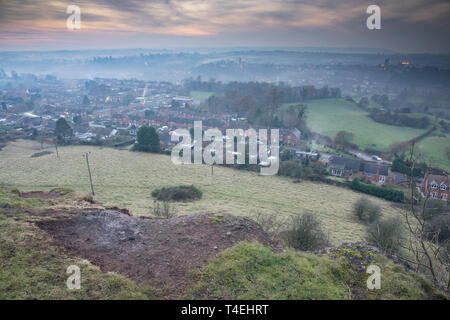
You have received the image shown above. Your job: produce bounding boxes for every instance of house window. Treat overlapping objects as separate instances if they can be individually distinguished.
[443,194,448,200]
[430,183,438,189]
[331,169,342,176]
[430,192,438,199]
[379,175,385,183]
[440,184,447,191]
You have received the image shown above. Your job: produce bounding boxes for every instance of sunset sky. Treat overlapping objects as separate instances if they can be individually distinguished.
[0,0,449,52]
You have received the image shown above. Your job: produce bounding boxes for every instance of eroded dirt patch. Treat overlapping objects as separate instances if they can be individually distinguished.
[35,210,273,296]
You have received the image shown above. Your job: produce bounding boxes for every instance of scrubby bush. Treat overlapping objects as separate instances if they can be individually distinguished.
[423,199,449,220]
[281,149,294,161]
[369,110,430,129]
[254,212,286,235]
[425,213,450,244]
[366,217,403,255]
[278,160,327,180]
[420,199,449,250]
[353,197,382,223]
[285,212,329,251]
[333,130,356,150]
[278,160,303,178]
[350,179,404,202]
[152,201,177,219]
[151,185,202,202]
[391,158,424,177]
[9,188,21,196]
[30,151,53,158]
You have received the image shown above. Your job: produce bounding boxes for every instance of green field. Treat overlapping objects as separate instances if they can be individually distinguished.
[415,136,450,171]
[0,140,406,245]
[301,99,427,151]
[190,91,216,101]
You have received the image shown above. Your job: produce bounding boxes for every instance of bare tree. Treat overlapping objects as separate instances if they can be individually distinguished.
[268,87,283,128]
[254,212,287,235]
[400,142,449,290]
[152,200,177,219]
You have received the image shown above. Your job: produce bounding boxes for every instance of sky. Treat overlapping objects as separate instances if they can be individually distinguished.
[0,0,449,53]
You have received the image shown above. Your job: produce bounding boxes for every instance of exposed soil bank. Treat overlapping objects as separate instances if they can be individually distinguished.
[35,210,273,294]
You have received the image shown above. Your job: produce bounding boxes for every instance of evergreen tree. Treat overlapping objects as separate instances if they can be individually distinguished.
[82,95,90,106]
[30,128,38,140]
[55,118,72,144]
[136,126,160,153]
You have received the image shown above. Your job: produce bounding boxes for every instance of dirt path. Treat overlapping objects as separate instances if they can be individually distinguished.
[35,209,273,297]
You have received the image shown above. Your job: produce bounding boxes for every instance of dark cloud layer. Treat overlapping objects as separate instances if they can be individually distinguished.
[0,0,449,52]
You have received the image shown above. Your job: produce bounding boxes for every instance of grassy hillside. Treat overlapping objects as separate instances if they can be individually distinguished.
[187,242,445,300]
[1,187,445,300]
[0,140,406,245]
[415,136,450,172]
[190,91,215,101]
[302,99,427,151]
[188,242,350,299]
[0,187,157,300]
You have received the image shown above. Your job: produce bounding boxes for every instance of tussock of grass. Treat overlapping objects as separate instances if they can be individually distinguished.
[186,242,446,300]
[49,187,75,196]
[367,255,447,300]
[188,242,350,300]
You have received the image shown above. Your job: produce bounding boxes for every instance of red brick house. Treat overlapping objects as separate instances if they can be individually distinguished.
[327,156,361,177]
[281,128,301,145]
[419,173,449,201]
[390,172,410,189]
[327,156,391,185]
[360,162,390,185]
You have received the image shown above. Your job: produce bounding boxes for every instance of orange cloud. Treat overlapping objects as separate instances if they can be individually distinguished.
[0,0,448,48]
